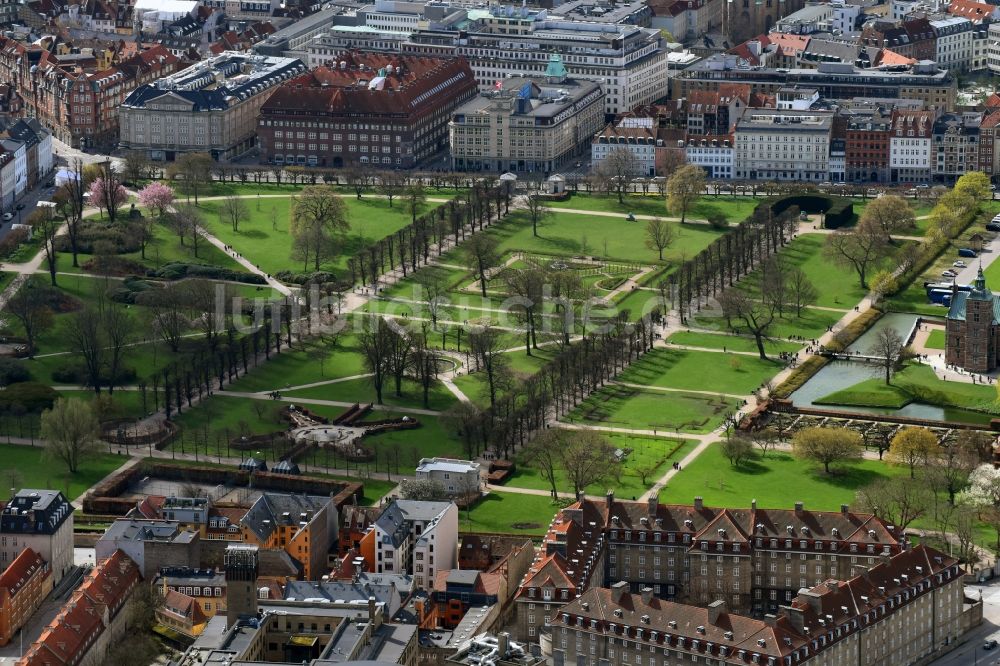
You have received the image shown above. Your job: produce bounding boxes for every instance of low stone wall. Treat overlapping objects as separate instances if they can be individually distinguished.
[83,461,363,515]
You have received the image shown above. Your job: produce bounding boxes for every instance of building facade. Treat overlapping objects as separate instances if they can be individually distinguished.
[0,548,51,647]
[551,545,967,666]
[946,267,1000,372]
[889,109,934,183]
[119,51,307,161]
[844,107,892,183]
[0,489,73,585]
[734,109,833,181]
[258,53,476,169]
[96,519,201,579]
[373,499,458,591]
[239,493,337,581]
[415,458,482,496]
[450,62,605,173]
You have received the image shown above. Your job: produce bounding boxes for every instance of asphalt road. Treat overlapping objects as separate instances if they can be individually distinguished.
[930,581,1000,666]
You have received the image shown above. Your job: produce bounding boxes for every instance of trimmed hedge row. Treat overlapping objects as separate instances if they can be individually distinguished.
[148,263,267,284]
[766,194,855,229]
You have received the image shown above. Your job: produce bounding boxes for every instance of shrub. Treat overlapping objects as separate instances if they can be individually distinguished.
[274,270,339,285]
[0,358,30,386]
[148,263,266,284]
[0,382,59,412]
[50,365,137,386]
[0,227,28,260]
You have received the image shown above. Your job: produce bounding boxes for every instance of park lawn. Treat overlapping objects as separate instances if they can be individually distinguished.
[451,372,492,408]
[380,264,472,299]
[357,413,466,463]
[226,334,368,392]
[664,446,903,511]
[611,288,662,320]
[505,436,697,499]
[0,442,126,501]
[565,384,739,434]
[486,211,726,266]
[814,363,999,413]
[925,329,945,349]
[619,348,782,395]
[452,346,558,408]
[692,305,843,341]
[768,234,870,310]
[0,271,15,293]
[283,376,458,412]
[200,196,445,276]
[460,490,563,535]
[555,193,761,223]
[665,331,802,354]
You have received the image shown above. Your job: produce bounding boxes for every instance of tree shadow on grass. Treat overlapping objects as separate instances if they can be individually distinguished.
[808,464,888,490]
[239,229,269,239]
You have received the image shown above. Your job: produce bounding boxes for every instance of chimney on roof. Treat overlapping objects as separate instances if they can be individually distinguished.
[647,491,657,517]
[763,613,778,627]
[498,632,510,657]
[751,499,756,511]
[694,497,703,511]
[783,605,805,632]
[640,586,653,605]
[606,490,614,509]
[577,490,586,503]
[611,581,629,603]
[798,589,823,614]
[841,504,849,515]
[795,501,804,514]
[368,595,377,623]
[707,599,726,625]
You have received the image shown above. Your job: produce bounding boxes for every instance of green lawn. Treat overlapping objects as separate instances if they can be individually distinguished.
[665,331,803,354]
[664,445,903,510]
[554,193,762,223]
[226,335,368,392]
[482,211,726,266]
[0,442,126,501]
[283,376,458,412]
[693,306,843,341]
[619,348,783,395]
[815,363,999,413]
[565,384,739,434]
[506,436,697,499]
[768,234,871,310]
[925,329,945,349]
[460,490,564,535]
[201,196,446,276]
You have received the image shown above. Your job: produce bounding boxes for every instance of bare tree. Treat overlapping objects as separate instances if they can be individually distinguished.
[786,266,818,316]
[823,219,891,289]
[867,327,907,385]
[524,180,550,237]
[359,317,395,404]
[667,164,706,224]
[103,299,134,394]
[386,325,413,397]
[645,217,677,261]
[221,195,250,232]
[54,158,87,267]
[524,429,564,499]
[721,435,754,467]
[559,430,618,496]
[410,327,439,409]
[597,148,640,204]
[167,152,213,204]
[291,185,349,271]
[854,476,932,530]
[377,171,406,207]
[718,288,777,360]
[137,283,190,352]
[464,233,500,298]
[40,398,99,474]
[6,284,53,358]
[468,325,508,407]
[67,306,105,394]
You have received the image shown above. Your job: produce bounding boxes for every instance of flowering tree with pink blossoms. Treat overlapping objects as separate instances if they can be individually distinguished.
[88,177,128,222]
[138,182,175,218]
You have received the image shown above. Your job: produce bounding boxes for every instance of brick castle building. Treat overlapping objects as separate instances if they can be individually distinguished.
[946,267,1000,372]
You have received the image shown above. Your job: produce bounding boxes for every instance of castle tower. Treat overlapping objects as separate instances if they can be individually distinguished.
[225,544,259,628]
[946,266,998,373]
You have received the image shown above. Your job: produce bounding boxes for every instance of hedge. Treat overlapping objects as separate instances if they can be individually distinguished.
[765,194,854,229]
[148,263,266,284]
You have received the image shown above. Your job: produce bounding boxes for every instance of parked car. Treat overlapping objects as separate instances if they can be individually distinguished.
[1,212,12,221]
[15,203,23,210]
[954,260,967,268]
[942,270,958,278]
[988,223,1000,232]
[985,639,998,650]
[958,248,979,258]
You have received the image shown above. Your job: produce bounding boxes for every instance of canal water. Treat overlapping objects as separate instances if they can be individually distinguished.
[789,312,995,425]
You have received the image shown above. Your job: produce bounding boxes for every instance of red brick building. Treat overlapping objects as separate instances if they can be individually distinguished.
[0,549,51,647]
[0,39,180,150]
[844,107,892,183]
[257,53,477,169]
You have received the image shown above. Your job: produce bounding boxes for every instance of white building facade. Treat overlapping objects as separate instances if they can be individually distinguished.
[373,500,458,591]
[734,110,832,181]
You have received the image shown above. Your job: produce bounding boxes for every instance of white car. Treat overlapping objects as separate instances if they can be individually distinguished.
[1,213,12,221]
[954,260,967,268]
[942,270,957,278]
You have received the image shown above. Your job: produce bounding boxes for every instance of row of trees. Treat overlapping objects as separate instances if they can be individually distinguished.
[663,204,801,326]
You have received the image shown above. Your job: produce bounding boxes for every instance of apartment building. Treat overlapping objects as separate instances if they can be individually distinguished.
[239,492,338,581]
[0,548,51,647]
[19,550,142,666]
[735,109,833,181]
[6,119,52,190]
[406,6,668,116]
[551,545,966,666]
[258,53,476,169]
[154,567,228,619]
[861,19,937,62]
[889,109,935,182]
[451,62,604,173]
[96,519,201,579]
[0,490,73,586]
[844,106,893,183]
[930,16,974,72]
[119,51,307,161]
[674,57,956,110]
[0,39,180,149]
[373,499,458,591]
[591,121,661,177]
[514,495,904,641]
[684,135,734,179]
[933,111,980,183]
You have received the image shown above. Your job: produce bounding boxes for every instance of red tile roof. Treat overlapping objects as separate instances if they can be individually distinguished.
[161,589,208,626]
[0,548,47,600]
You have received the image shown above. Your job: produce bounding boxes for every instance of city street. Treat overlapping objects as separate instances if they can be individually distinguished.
[930,581,1000,666]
